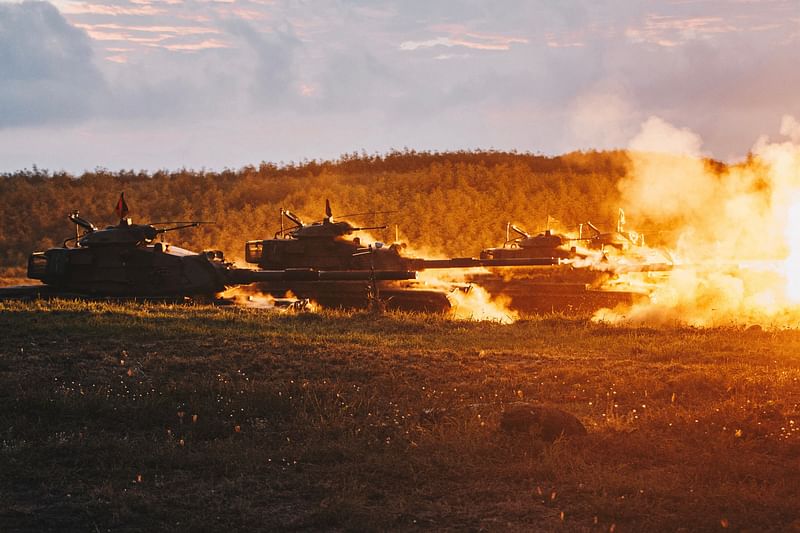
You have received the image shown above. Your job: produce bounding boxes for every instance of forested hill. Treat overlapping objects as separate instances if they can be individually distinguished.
[1,149,639,269]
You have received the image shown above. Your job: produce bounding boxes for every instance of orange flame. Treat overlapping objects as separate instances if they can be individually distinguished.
[416,270,518,323]
[219,286,319,312]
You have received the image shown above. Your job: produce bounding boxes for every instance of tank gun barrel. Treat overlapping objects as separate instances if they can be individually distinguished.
[350,225,387,232]
[605,262,674,273]
[408,257,560,270]
[153,221,213,233]
[226,268,417,284]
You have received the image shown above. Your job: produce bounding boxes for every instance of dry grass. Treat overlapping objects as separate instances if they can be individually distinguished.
[0,266,32,287]
[1,300,800,531]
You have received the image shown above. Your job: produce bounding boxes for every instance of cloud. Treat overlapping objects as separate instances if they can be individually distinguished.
[780,115,800,143]
[400,32,528,52]
[629,116,703,156]
[223,19,302,105]
[2,0,800,172]
[545,38,585,48]
[79,28,169,42]
[0,1,106,128]
[75,23,220,36]
[228,8,267,21]
[305,47,399,113]
[569,85,639,149]
[146,38,229,51]
[73,22,226,60]
[59,1,166,16]
[625,15,739,47]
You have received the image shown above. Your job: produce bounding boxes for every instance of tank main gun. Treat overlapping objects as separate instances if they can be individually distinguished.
[226,268,416,284]
[404,257,559,270]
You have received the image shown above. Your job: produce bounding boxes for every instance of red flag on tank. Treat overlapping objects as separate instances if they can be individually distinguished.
[115,192,129,219]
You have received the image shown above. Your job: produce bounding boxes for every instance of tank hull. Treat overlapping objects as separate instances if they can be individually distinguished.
[470,278,647,314]
[252,280,453,313]
[27,245,228,297]
[465,267,652,314]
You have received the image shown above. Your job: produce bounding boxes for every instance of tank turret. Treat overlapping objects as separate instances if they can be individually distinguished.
[480,224,578,261]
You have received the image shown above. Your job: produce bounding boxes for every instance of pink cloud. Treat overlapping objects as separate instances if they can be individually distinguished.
[105,54,128,63]
[176,13,212,23]
[130,0,184,4]
[626,14,740,46]
[400,31,528,52]
[59,2,166,16]
[74,25,170,42]
[229,8,268,21]
[298,83,316,96]
[146,38,230,51]
[76,22,220,36]
[545,31,585,48]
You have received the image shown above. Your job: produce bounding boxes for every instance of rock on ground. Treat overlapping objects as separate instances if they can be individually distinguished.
[500,403,587,441]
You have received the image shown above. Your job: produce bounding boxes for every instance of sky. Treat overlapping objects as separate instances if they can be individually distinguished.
[0,0,798,173]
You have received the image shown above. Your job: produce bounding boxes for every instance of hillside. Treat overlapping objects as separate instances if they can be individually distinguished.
[0,150,636,269]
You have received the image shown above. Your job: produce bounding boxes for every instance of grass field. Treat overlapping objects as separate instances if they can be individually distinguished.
[1,300,800,531]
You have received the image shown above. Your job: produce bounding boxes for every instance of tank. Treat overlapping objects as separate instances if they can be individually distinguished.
[480,225,578,260]
[478,220,655,260]
[244,201,558,312]
[10,196,416,302]
[24,211,234,298]
[472,215,673,314]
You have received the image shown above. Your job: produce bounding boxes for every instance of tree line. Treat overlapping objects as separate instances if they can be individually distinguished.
[0,149,647,269]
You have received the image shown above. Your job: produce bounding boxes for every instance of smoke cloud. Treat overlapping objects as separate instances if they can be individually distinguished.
[0,1,106,128]
[597,115,800,328]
